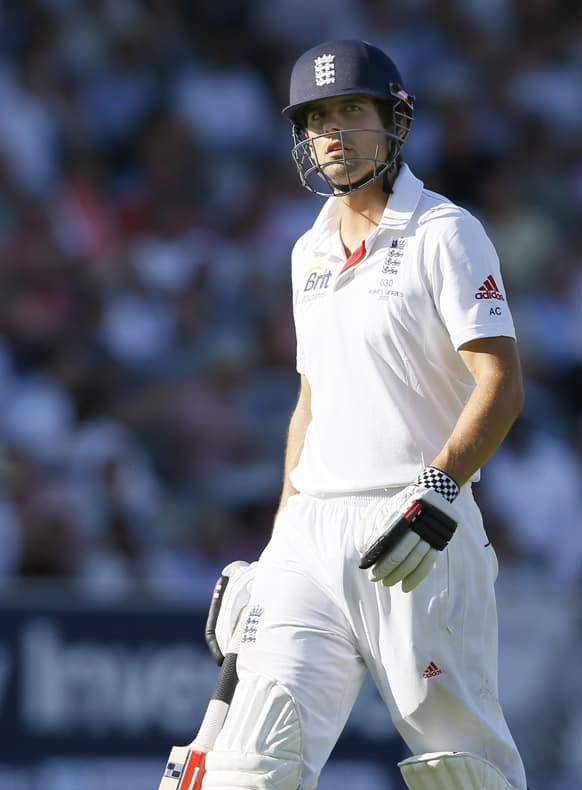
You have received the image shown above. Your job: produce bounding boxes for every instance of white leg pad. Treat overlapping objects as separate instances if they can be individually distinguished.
[202,672,303,789]
[399,751,515,790]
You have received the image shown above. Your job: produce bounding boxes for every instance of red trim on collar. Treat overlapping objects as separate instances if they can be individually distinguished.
[339,240,366,275]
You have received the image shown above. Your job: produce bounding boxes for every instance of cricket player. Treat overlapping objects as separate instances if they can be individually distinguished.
[202,40,527,789]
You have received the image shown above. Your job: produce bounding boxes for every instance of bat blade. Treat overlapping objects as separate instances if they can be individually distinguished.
[160,744,206,790]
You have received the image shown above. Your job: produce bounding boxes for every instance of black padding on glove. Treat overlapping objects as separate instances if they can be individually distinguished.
[409,501,457,550]
[358,516,410,569]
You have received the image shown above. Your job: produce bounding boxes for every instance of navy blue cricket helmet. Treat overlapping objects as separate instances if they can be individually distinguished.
[282,40,415,196]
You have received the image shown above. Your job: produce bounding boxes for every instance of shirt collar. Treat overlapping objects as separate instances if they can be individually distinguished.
[378,163,424,231]
[309,195,341,256]
[309,163,424,256]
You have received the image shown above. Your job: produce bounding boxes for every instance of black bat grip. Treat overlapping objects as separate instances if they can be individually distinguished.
[205,574,229,666]
[212,652,238,704]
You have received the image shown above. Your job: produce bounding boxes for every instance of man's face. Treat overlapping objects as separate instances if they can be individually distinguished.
[303,95,388,188]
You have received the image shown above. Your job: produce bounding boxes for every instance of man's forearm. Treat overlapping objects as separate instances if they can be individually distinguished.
[277,375,312,516]
[277,403,310,514]
[431,370,524,487]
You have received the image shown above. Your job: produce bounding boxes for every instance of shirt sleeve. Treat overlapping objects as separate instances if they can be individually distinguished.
[427,208,516,350]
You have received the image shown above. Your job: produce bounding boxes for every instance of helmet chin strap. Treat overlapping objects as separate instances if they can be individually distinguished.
[381,158,399,194]
[326,169,379,194]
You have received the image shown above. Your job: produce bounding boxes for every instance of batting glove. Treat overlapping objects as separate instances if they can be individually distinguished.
[359,467,460,592]
[205,560,257,665]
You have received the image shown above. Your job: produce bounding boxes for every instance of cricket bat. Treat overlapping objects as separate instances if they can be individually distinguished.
[159,574,244,790]
[158,648,239,789]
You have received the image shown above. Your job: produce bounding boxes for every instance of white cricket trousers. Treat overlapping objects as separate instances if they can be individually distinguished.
[233,488,527,789]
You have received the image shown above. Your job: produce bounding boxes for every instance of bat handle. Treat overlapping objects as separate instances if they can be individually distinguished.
[192,607,247,750]
[193,651,238,749]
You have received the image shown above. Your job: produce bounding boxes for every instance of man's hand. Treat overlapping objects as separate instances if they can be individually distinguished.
[359,467,460,592]
[205,560,257,664]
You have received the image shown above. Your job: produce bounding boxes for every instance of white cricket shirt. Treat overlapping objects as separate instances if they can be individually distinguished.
[290,164,516,494]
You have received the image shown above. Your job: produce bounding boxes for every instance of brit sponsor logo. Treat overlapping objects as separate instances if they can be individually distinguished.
[304,266,332,292]
[475,274,505,301]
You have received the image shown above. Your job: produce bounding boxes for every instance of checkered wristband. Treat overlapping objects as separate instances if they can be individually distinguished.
[415,466,459,503]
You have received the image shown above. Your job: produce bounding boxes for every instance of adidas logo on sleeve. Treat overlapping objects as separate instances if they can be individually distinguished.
[475,274,505,301]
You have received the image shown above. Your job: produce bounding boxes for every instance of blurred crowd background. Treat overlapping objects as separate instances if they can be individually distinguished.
[1,0,581,597]
[1,0,582,786]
